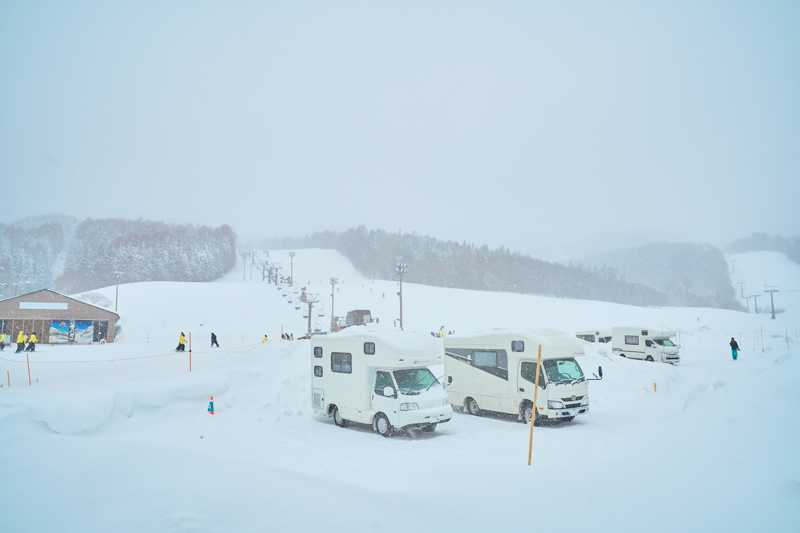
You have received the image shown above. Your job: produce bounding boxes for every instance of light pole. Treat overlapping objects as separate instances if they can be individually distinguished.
[289,252,296,287]
[330,277,338,331]
[114,271,124,312]
[395,257,409,331]
[765,287,778,320]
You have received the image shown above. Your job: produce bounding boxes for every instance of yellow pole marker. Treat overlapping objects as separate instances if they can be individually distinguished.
[527,344,543,466]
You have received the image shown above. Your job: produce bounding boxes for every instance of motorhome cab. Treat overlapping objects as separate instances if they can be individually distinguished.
[611,327,680,364]
[444,329,600,424]
[575,330,612,344]
[310,330,453,437]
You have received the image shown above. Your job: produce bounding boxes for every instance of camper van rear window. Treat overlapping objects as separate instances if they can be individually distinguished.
[314,366,323,377]
[314,347,323,358]
[625,335,639,345]
[511,340,524,352]
[364,342,375,355]
[473,351,498,368]
[331,352,352,373]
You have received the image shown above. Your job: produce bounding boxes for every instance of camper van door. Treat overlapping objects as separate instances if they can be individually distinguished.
[371,370,397,419]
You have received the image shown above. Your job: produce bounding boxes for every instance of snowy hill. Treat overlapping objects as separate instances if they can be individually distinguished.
[1,249,798,532]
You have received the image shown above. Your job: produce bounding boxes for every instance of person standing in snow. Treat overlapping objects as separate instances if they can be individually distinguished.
[26,332,38,352]
[262,335,268,343]
[176,332,186,352]
[211,332,219,348]
[730,337,740,360]
[16,331,26,353]
[0,332,6,351]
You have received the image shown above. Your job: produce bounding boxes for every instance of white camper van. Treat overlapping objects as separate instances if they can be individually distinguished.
[443,329,602,424]
[575,330,612,344]
[611,327,680,364]
[310,330,453,437]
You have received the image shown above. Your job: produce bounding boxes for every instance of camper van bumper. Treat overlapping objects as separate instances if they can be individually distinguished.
[547,406,589,419]
[397,405,453,429]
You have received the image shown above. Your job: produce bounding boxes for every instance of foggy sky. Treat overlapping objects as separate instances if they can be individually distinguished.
[1,1,798,259]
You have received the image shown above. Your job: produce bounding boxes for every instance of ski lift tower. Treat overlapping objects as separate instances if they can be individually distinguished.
[764,286,779,319]
[299,290,318,333]
[395,257,409,331]
[289,252,295,286]
[329,277,338,331]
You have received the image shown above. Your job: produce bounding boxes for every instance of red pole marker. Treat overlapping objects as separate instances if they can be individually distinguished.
[208,396,214,415]
[27,354,31,386]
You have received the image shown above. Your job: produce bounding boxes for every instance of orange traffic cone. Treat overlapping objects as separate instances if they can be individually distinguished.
[208,396,215,415]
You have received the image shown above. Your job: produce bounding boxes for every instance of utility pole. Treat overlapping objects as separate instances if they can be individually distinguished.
[737,282,745,299]
[729,259,736,273]
[330,278,338,331]
[289,252,296,287]
[751,294,760,315]
[241,251,246,281]
[764,287,778,320]
[114,271,124,312]
[744,295,750,312]
[395,257,409,331]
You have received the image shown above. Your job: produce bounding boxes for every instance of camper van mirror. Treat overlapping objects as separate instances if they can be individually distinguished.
[383,386,396,398]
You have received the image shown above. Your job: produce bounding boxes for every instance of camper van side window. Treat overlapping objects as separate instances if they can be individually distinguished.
[314,366,323,377]
[625,335,639,345]
[511,341,524,352]
[473,351,498,368]
[374,371,394,396]
[364,342,375,355]
[331,352,352,374]
[313,347,323,358]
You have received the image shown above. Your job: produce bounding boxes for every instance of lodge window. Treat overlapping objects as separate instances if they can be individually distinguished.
[331,352,352,374]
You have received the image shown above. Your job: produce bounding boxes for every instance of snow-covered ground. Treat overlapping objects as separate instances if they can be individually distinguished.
[1,250,798,532]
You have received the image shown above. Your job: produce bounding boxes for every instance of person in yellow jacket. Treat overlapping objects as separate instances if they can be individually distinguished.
[16,331,26,353]
[26,332,38,352]
[176,332,186,352]
[0,333,6,351]
[262,335,268,343]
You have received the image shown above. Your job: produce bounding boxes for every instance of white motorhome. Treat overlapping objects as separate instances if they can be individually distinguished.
[611,327,680,364]
[310,329,453,437]
[575,330,612,344]
[443,329,602,424]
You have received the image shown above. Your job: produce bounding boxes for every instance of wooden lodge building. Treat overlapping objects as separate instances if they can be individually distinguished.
[0,289,120,344]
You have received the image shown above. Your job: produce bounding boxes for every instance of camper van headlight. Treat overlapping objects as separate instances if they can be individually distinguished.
[548,400,564,409]
[400,403,419,411]
[581,397,590,406]
[443,398,450,406]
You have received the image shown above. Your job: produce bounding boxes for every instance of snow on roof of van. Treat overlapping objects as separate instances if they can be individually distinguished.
[320,327,440,355]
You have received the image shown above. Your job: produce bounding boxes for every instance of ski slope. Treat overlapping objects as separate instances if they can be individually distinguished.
[1,250,798,532]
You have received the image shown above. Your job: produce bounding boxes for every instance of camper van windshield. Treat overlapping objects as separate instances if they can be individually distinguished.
[394,368,438,394]
[542,359,584,384]
[654,339,676,347]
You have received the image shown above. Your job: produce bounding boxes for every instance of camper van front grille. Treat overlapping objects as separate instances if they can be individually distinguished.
[561,396,584,402]
[565,403,582,408]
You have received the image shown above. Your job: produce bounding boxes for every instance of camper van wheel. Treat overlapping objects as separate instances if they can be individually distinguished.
[522,403,534,424]
[422,423,437,432]
[466,398,481,416]
[375,414,393,438]
[645,356,654,362]
[332,406,349,428]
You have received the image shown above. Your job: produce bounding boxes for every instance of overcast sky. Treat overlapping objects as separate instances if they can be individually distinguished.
[1,1,798,259]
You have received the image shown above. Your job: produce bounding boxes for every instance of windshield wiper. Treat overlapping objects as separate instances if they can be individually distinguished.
[425,374,444,391]
[401,373,431,395]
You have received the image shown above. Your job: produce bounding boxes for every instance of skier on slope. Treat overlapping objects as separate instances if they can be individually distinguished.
[16,331,26,353]
[26,332,38,352]
[730,337,740,361]
[262,335,268,343]
[211,332,219,348]
[176,332,186,352]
